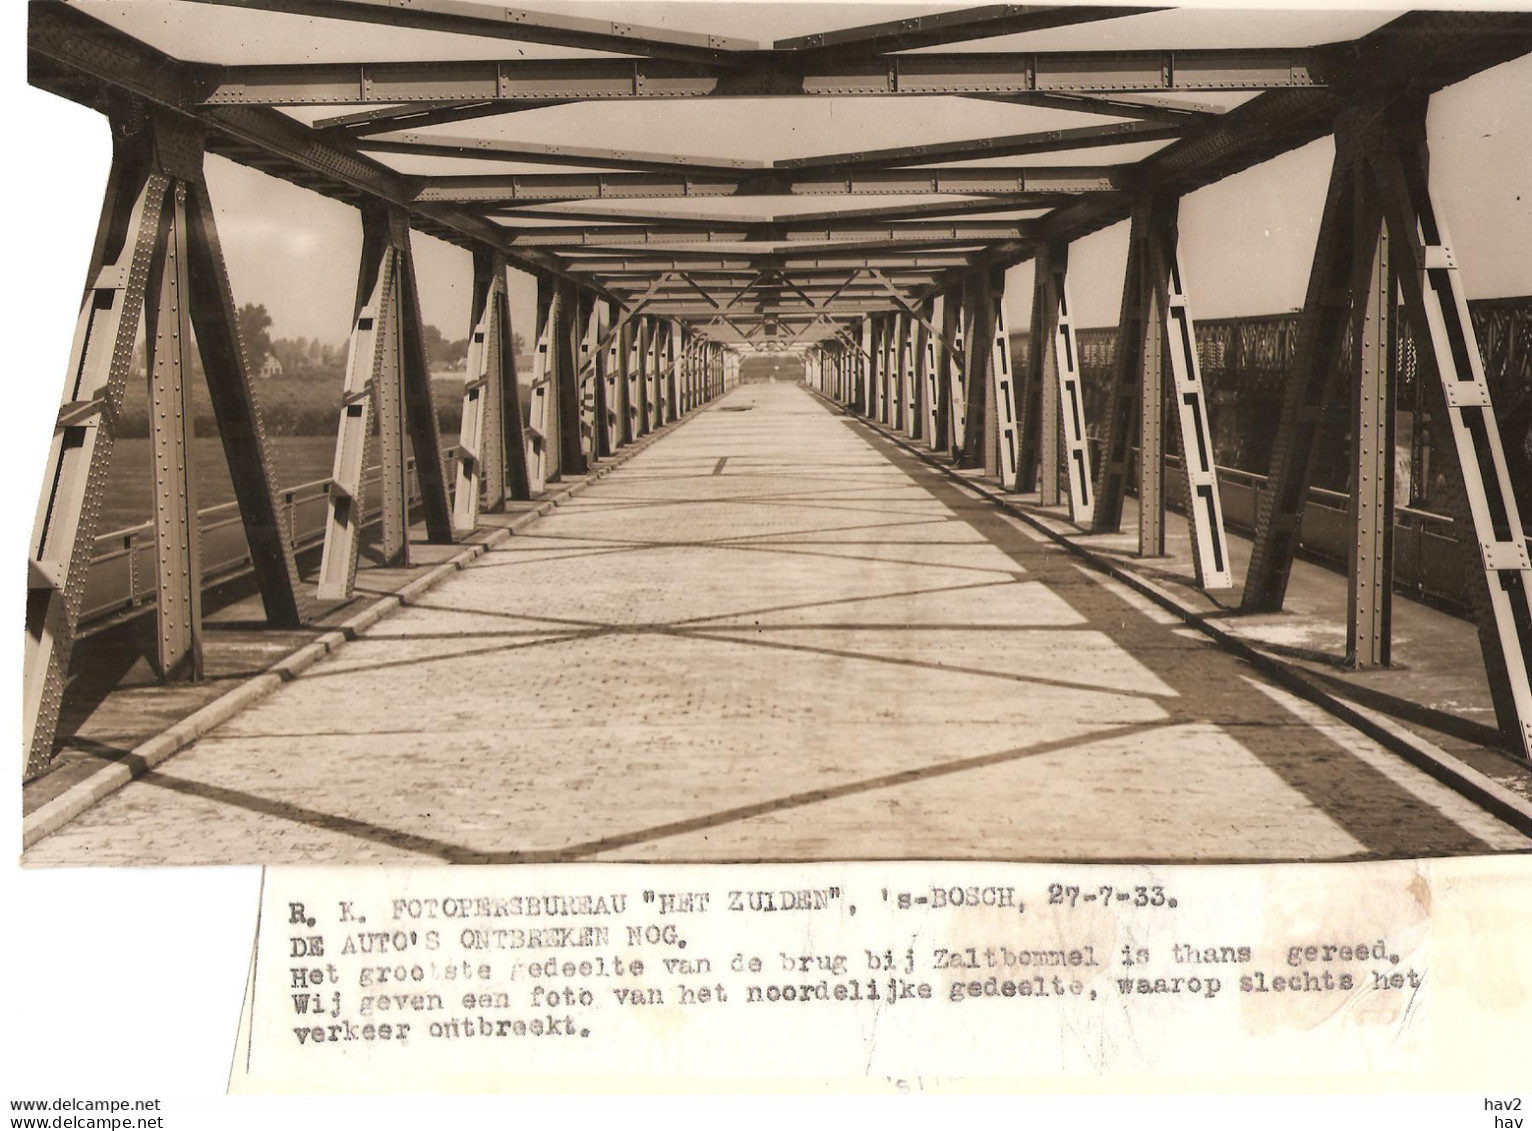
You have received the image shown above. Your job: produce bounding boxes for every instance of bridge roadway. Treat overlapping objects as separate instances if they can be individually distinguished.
[23,383,1529,864]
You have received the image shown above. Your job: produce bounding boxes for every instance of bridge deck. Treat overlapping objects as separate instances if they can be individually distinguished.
[23,383,1528,864]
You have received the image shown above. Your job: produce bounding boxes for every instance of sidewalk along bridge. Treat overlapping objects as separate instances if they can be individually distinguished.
[20,1,1532,858]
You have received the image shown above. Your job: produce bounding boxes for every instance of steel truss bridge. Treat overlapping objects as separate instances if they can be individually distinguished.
[21,0,1532,806]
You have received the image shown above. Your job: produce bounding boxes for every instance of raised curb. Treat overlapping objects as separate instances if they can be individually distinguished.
[22,408,706,851]
[826,395,1532,839]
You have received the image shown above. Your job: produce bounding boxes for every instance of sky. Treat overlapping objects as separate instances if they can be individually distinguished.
[39,0,1532,351]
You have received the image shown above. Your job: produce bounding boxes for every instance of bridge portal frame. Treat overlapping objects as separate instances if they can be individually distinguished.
[20,0,1532,778]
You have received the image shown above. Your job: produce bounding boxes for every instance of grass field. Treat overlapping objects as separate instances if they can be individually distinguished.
[99,436,362,532]
[97,369,529,530]
[97,357,803,531]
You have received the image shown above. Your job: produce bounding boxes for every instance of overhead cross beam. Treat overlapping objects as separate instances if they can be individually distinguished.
[773,5,1164,56]
[964,91,1225,125]
[489,196,1069,237]
[503,220,1036,247]
[565,255,971,273]
[27,1,620,299]
[194,48,1329,106]
[358,131,769,175]
[313,100,575,136]
[413,165,1127,203]
[365,120,1181,178]
[773,120,1184,173]
[919,10,1532,298]
[180,0,762,65]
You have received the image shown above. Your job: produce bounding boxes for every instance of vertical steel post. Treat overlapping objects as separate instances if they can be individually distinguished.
[903,312,920,439]
[603,300,624,451]
[652,319,668,425]
[626,318,645,439]
[990,275,1020,489]
[960,274,996,471]
[553,281,585,477]
[876,315,888,419]
[1138,213,1166,559]
[577,294,600,462]
[921,300,941,448]
[1347,209,1395,668]
[372,227,410,561]
[1049,248,1095,524]
[477,251,512,512]
[1369,103,1532,761]
[897,312,912,436]
[1149,200,1231,587]
[1243,137,1367,610]
[882,315,894,422]
[645,317,661,433]
[525,277,558,492]
[869,316,884,422]
[319,207,391,596]
[858,318,873,414]
[452,249,505,535]
[943,290,967,455]
[143,183,203,681]
[25,129,170,776]
[327,206,452,561]
[1092,205,1152,534]
[593,298,612,456]
[924,298,945,450]
[389,216,455,545]
[669,319,684,422]
[492,260,529,506]
[1032,250,1062,505]
[885,313,898,427]
[680,332,692,412]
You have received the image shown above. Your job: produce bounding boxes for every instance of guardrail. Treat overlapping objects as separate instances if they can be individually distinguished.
[1146,448,1517,612]
[82,437,1521,630]
[79,449,459,636]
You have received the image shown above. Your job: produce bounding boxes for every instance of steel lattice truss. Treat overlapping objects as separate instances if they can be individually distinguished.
[27,0,1531,338]
[21,0,1532,780]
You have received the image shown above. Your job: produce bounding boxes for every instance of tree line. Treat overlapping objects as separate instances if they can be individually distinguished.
[237,303,525,379]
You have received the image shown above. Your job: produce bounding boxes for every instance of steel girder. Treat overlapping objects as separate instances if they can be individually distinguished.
[318,203,454,595]
[1086,197,1230,587]
[913,13,1532,300]
[1026,243,1094,524]
[143,180,204,683]
[1347,209,1396,670]
[24,110,308,778]
[23,0,1532,774]
[505,222,1038,247]
[1246,100,1532,760]
[451,247,528,531]
[920,298,943,451]
[1091,202,1156,543]
[195,49,1328,107]
[30,3,1532,323]
[180,0,762,65]
[414,167,1126,204]
[958,273,997,471]
[452,251,503,531]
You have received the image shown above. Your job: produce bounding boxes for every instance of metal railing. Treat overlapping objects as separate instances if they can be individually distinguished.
[83,424,1522,631]
[78,449,458,635]
[1141,448,1516,612]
